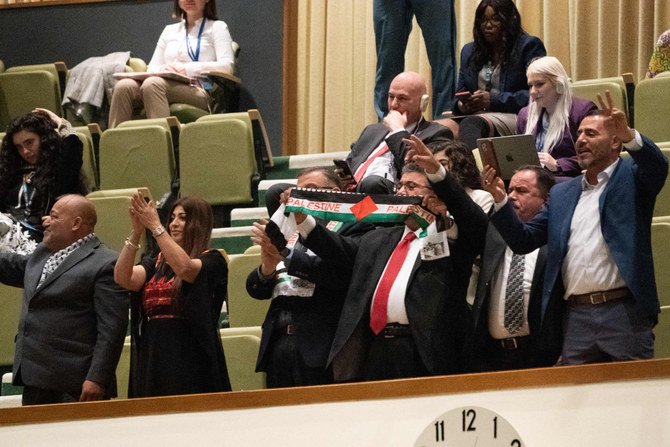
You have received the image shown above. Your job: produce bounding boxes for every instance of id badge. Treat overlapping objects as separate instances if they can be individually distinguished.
[420,231,449,261]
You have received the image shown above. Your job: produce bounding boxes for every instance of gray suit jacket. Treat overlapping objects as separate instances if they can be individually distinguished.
[0,235,129,398]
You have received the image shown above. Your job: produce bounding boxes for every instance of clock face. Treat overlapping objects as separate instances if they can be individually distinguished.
[414,406,524,446]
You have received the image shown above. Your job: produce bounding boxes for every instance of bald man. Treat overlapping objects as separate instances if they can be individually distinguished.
[0,195,129,405]
[345,71,453,194]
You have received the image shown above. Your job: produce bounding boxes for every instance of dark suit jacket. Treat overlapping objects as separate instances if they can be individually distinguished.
[0,235,129,397]
[472,225,561,369]
[346,120,453,179]
[491,135,668,325]
[516,97,598,178]
[453,34,546,114]
[247,222,372,371]
[304,173,488,381]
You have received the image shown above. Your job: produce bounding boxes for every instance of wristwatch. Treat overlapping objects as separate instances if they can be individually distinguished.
[152,225,166,237]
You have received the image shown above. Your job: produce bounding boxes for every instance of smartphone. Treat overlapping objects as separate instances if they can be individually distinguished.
[137,187,153,203]
[333,159,354,179]
[455,91,472,102]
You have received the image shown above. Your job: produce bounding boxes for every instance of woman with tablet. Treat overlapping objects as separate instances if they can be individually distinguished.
[517,56,597,180]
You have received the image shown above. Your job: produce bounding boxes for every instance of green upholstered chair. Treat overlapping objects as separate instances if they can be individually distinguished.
[656,308,670,359]
[220,334,265,391]
[210,226,254,255]
[98,125,176,202]
[76,131,99,192]
[117,116,182,176]
[0,60,4,73]
[0,70,62,131]
[87,193,146,259]
[0,284,23,368]
[114,336,131,399]
[571,73,634,122]
[5,61,67,104]
[652,222,670,308]
[179,119,258,210]
[230,207,269,227]
[635,76,670,143]
[226,252,270,328]
[653,148,670,218]
[1,373,22,398]
[472,148,483,171]
[570,80,628,118]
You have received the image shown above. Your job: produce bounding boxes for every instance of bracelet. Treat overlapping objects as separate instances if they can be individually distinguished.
[124,238,141,250]
[152,225,166,237]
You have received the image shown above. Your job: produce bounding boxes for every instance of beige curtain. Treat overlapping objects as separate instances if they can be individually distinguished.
[284,0,670,155]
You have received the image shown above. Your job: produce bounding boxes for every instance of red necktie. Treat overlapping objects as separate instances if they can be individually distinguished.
[370,231,417,334]
[354,143,390,183]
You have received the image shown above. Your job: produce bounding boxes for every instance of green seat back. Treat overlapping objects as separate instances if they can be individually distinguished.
[114,337,131,399]
[180,119,256,205]
[654,148,670,217]
[0,284,23,367]
[210,227,254,255]
[87,194,146,257]
[99,125,175,200]
[570,80,627,118]
[230,207,268,227]
[652,222,670,308]
[220,334,265,391]
[6,63,62,107]
[0,71,61,130]
[635,76,670,143]
[226,253,270,328]
[656,307,670,358]
[76,131,99,192]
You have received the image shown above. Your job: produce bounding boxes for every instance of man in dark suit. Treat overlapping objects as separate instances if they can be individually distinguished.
[483,93,669,364]
[247,167,372,388]
[292,137,487,381]
[346,71,453,194]
[473,166,557,372]
[0,195,129,405]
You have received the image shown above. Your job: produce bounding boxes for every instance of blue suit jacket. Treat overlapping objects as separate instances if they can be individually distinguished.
[491,135,668,322]
[453,33,546,114]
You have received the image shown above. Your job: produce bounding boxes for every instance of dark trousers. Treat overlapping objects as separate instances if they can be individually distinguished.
[22,385,78,406]
[265,333,332,389]
[364,333,428,380]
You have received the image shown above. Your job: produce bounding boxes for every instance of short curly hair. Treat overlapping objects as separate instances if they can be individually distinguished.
[427,139,483,190]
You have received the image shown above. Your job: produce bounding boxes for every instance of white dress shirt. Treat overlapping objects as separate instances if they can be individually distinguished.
[488,246,538,339]
[358,120,421,182]
[148,18,235,77]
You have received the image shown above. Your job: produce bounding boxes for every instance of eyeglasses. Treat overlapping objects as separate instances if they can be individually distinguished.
[395,181,433,193]
[480,15,502,26]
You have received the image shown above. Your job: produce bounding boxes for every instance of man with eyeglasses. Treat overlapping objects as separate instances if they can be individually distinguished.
[287,135,487,382]
[343,71,453,195]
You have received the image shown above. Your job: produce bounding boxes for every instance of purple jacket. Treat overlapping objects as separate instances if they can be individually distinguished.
[517,97,597,178]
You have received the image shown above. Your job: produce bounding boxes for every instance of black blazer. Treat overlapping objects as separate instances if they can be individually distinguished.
[471,225,561,369]
[247,222,372,371]
[0,236,129,398]
[304,173,488,381]
[346,120,453,179]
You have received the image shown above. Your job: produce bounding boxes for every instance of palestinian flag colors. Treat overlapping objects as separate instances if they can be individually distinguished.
[285,188,435,229]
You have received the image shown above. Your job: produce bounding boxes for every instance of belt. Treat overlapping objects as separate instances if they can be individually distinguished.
[496,335,530,350]
[380,323,412,339]
[275,324,297,335]
[567,287,630,305]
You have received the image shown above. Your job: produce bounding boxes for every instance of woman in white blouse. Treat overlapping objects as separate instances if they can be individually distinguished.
[108,0,235,128]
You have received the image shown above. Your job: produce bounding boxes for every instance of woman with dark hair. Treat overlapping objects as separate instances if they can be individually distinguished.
[0,108,87,253]
[428,139,494,214]
[108,0,235,128]
[444,0,546,149]
[114,193,231,397]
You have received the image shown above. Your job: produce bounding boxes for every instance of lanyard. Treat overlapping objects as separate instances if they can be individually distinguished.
[186,17,206,62]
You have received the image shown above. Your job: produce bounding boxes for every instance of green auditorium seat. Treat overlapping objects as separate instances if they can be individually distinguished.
[0,284,23,368]
[0,70,62,131]
[114,336,131,399]
[5,61,67,105]
[76,131,99,192]
[221,334,265,391]
[635,76,670,143]
[210,227,254,255]
[117,117,182,175]
[257,179,297,208]
[652,222,670,308]
[570,80,628,119]
[87,193,146,259]
[179,119,258,225]
[654,148,670,217]
[1,373,22,398]
[99,125,176,202]
[656,308,670,359]
[264,151,350,180]
[226,252,270,328]
[230,207,269,227]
